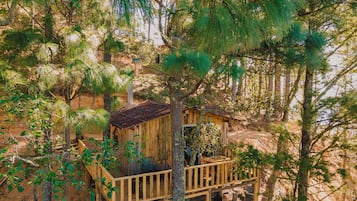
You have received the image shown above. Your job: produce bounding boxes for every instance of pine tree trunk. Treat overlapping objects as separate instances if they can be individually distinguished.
[232,77,238,104]
[103,46,112,139]
[236,58,245,106]
[263,130,288,201]
[282,68,290,122]
[42,4,53,201]
[274,64,281,118]
[297,67,314,201]
[63,91,71,200]
[64,122,70,200]
[42,127,52,201]
[34,184,38,201]
[264,63,274,121]
[170,93,185,201]
[128,82,134,105]
[257,64,263,117]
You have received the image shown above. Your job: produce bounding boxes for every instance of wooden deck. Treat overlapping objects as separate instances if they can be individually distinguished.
[78,140,259,201]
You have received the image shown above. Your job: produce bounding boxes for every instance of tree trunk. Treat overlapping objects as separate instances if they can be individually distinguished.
[232,77,238,104]
[236,58,245,107]
[64,121,70,200]
[297,67,314,201]
[257,64,263,117]
[42,4,53,201]
[63,92,71,200]
[170,93,185,201]
[274,63,281,118]
[42,127,52,201]
[282,68,291,122]
[103,46,112,139]
[262,128,288,201]
[44,5,53,41]
[264,63,274,121]
[127,82,134,105]
[33,184,38,201]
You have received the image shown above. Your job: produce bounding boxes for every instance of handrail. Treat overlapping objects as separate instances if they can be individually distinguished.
[78,140,259,201]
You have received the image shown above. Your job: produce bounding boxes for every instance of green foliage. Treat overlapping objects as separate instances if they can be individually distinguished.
[163,49,212,77]
[304,31,327,69]
[2,160,24,193]
[216,59,245,80]
[88,138,120,170]
[113,0,152,24]
[337,168,347,179]
[104,33,125,53]
[72,108,110,134]
[186,123,222,158]
[190,0,303,55]
[311,159,331,183]
[234,145,269,169]
[0,28,42,66]
[318,90,357,123]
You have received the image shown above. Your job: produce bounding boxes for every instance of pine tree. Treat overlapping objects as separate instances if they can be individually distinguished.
[156,0,304,200]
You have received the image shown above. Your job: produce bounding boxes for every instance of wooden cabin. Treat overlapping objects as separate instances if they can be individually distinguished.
[110,101,231,176]
[79,100,260,201]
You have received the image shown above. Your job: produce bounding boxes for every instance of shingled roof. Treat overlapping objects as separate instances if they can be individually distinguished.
[111,101,171,129]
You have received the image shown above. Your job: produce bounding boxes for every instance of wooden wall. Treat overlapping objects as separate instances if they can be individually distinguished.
[112,109,229,175]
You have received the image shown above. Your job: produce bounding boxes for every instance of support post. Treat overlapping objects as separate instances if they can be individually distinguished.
[206,191,211,201]
[254,169,260,201]
[95,182,102,201]
[111,180,117,201]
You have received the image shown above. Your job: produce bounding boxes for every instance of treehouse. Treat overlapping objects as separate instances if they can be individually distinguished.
[79,101,259,201]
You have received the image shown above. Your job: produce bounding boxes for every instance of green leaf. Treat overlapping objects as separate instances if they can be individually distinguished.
[17,186,24,192]
[90,191,96,201]
[20,131,27,136]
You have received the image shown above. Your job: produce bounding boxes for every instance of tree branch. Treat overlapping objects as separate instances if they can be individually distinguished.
[156,0,176,50]
[0,0,17,26]
[325,29,357,59]
[313,60,357,104]
[179,79,203,101]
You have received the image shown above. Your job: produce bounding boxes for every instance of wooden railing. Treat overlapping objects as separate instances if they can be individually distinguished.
[78,140,116,201]
[78,140,259,201]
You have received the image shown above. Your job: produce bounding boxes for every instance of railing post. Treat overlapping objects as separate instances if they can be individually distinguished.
[254,168,260,201]
[112,180,116,201]
[206,191,211,201]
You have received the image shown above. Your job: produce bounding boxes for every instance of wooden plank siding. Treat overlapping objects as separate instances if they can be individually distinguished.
[112,108,229,175]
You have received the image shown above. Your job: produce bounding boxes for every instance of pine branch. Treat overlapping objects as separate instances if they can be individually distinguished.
[318,183,347,201]
[311,120,350,150]
[288,67,304,104]
[313,59,357,104]
[297,2,342,17]
[325,28,357,59]
[15,156,40,167]
[179,79,203,101]
[17,3,45,30]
